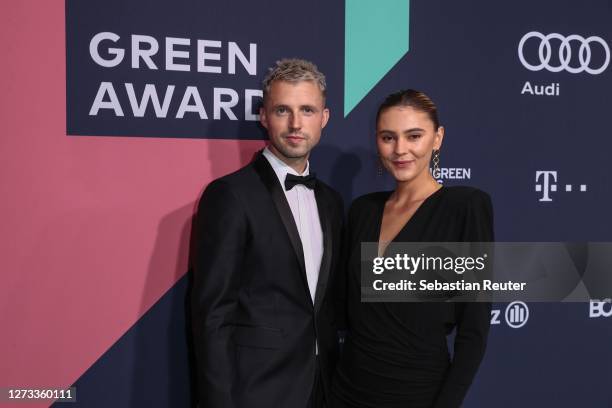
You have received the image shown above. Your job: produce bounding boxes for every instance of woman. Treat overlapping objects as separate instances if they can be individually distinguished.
[332,90,493,408]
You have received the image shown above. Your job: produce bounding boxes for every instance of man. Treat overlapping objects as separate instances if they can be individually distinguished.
[192,58,344,408]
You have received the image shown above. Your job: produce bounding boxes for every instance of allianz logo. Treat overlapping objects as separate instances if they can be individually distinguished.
[491,301,529,329]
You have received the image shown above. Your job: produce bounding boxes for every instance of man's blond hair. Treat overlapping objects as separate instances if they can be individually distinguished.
[262,58,327,102]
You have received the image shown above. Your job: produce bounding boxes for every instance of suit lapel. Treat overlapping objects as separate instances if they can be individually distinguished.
[252,153,312,306]
[314,184,333,312]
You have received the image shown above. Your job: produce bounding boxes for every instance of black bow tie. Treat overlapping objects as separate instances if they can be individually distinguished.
[284,173,317,190]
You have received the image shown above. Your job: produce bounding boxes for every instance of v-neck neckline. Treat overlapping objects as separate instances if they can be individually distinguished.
[376,186,444,256]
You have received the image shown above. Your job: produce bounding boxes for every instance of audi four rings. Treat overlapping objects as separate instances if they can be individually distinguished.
[518,31,610,74]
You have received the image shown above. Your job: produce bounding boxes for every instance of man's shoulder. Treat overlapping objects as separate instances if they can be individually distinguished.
[199,161,262,206]
[206,161,258,189]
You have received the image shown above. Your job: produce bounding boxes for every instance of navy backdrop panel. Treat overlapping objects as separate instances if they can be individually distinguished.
[63,0,612,406]
[66,0,344,139]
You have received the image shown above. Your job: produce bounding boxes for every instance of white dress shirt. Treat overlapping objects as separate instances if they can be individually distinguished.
[262,147,324,303]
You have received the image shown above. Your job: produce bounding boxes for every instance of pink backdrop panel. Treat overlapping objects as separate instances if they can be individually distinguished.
[0,1,266,405]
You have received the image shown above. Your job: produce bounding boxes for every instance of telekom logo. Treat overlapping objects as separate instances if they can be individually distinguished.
[535,171,557,202]
[535,171,588,202]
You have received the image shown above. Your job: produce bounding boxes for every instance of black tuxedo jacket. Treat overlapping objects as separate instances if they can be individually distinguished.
[192,152,344,407]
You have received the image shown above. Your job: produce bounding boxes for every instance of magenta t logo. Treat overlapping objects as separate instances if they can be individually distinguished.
[535,171,558,202]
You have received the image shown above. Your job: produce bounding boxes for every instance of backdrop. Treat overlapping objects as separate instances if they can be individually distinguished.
[1,0,611,407]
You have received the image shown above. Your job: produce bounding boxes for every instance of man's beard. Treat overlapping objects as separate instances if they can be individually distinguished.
[273,133,310,159]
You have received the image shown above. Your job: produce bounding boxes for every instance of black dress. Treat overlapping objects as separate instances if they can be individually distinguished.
[332,186,494,408]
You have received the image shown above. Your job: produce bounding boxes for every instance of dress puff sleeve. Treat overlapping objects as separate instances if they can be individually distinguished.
[433,189,494,408]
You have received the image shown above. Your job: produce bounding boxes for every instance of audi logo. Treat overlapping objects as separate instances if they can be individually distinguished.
[518,31,610,75]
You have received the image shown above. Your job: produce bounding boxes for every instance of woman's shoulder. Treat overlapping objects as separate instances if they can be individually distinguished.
[350,191,390,209]
[439,186,492,206]
[441,186,495,240]
[346,191,390,221]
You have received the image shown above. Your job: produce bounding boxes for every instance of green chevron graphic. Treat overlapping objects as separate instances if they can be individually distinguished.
[344,0,410,117]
